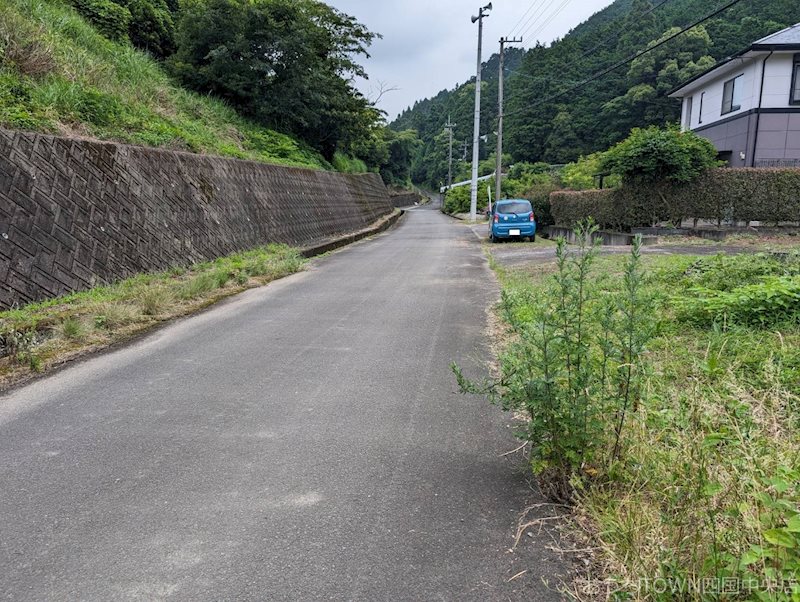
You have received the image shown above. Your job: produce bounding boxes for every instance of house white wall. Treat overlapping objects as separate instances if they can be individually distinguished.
[679,51,797,130]
[761,53,797,108]
[683,60,757,130]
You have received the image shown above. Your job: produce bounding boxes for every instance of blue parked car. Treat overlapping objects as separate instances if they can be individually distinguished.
[489,199,537,243]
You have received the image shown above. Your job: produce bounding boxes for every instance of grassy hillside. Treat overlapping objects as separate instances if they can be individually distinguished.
[0,0,328,169]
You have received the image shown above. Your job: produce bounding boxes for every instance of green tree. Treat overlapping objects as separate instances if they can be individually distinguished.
[380,129,422,187]
[603,26,715,139]
[543,110,582,164]
[601,125,720,184]
[117,0,175,58]
[615,0,657,56]
[170,0,379,159]
[67,0,131,41]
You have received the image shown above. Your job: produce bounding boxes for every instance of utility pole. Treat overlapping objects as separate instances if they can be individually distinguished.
[470,3,492,222]
[444,115,456,191]
[496,36,522,206]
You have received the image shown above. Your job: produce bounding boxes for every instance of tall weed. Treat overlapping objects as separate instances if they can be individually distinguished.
[455,222,654,500]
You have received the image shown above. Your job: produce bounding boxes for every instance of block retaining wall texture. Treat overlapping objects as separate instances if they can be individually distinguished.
[0,129,392,309]
[388,191,424,208]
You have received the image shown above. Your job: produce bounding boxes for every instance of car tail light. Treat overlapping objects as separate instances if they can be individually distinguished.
[529,212,535,222]
[494,214,499,223]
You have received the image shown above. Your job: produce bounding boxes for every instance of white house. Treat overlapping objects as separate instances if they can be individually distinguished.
[669,23,800,167]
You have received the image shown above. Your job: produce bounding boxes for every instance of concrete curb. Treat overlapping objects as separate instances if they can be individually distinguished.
[300,209,405,258]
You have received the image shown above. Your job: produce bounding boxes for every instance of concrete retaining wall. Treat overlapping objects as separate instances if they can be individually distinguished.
[547,226,659,246]
[0,129,392,308]
[388,191,424,208]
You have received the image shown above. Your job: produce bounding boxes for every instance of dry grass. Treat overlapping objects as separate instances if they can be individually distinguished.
[0,244,305,389]
[0,11,56,78]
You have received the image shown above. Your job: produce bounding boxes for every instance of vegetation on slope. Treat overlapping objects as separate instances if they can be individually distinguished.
[0,0,329,168]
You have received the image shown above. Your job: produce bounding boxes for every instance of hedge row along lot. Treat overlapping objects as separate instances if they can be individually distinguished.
[551,168,800,231]
[0,245,305,389]
[463,233,800,598]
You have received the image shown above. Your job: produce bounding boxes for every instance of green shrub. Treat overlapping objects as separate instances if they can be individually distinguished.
[561,152,621,191]
[67,0,131,41]
[137,286,172,316]
[116,0,175,58]
[601,124,720,184]
[520,181,556,227]
[212,268,231,288]
[71,87,122,126]
[93,302,138,329]
[665,253,800,292]
[550,189,615,227]
[443,185,471,214]
[332,152,368,174]
[676,276,800,327]
[58,316,84,339]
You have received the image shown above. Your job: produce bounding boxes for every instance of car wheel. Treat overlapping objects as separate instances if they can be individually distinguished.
[530,234,536,243]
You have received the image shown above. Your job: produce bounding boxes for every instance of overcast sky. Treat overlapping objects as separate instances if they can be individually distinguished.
[330,0,616,120]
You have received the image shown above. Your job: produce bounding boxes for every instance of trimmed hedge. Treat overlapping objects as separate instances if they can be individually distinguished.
[551,168,800,230]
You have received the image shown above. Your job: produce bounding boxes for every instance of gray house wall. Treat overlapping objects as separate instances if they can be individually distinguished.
[754,112,800,166]
[693,109,800,167]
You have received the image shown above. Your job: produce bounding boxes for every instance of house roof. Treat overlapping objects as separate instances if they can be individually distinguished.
[669,22,800,97]
[752,22,800,47]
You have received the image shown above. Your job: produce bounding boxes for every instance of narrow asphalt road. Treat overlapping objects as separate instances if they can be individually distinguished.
[0,207,566,601]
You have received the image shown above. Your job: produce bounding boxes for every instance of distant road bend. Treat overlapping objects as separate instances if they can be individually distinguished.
[0,205,565,601]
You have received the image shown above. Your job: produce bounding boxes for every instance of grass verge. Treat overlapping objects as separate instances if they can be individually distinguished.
[0,244,305,390]
[0,0,328,169]
[478,242,800,599]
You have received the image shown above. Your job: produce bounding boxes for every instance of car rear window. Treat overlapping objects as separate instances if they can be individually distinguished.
[497,202,532,215]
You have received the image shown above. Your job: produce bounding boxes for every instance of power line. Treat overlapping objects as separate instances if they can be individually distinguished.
[516,0,560,42]
[509,0,544,38]
[523,0,575,44]
[504,67,580,85]
[504,0,742,118]
[572,0,673,64]
[504,0,674,86]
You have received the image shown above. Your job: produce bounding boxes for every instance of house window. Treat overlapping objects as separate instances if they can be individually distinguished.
[792,54,800,105]
[722,74,744,115]
[684,97,693,130]
[699,92,704,124]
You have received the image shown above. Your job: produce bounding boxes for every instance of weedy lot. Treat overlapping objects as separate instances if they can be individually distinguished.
[472,234,800,600]
[0,245,304,389]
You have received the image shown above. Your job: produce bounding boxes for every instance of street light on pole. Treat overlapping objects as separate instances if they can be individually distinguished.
[469,2,491,222]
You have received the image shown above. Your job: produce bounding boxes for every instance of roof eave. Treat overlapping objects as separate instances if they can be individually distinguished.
[667,55,737,98]
[669,42,800,98]
[750,43,800,51]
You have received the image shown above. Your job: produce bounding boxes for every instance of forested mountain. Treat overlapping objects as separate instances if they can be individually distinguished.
[392,0,800,189]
